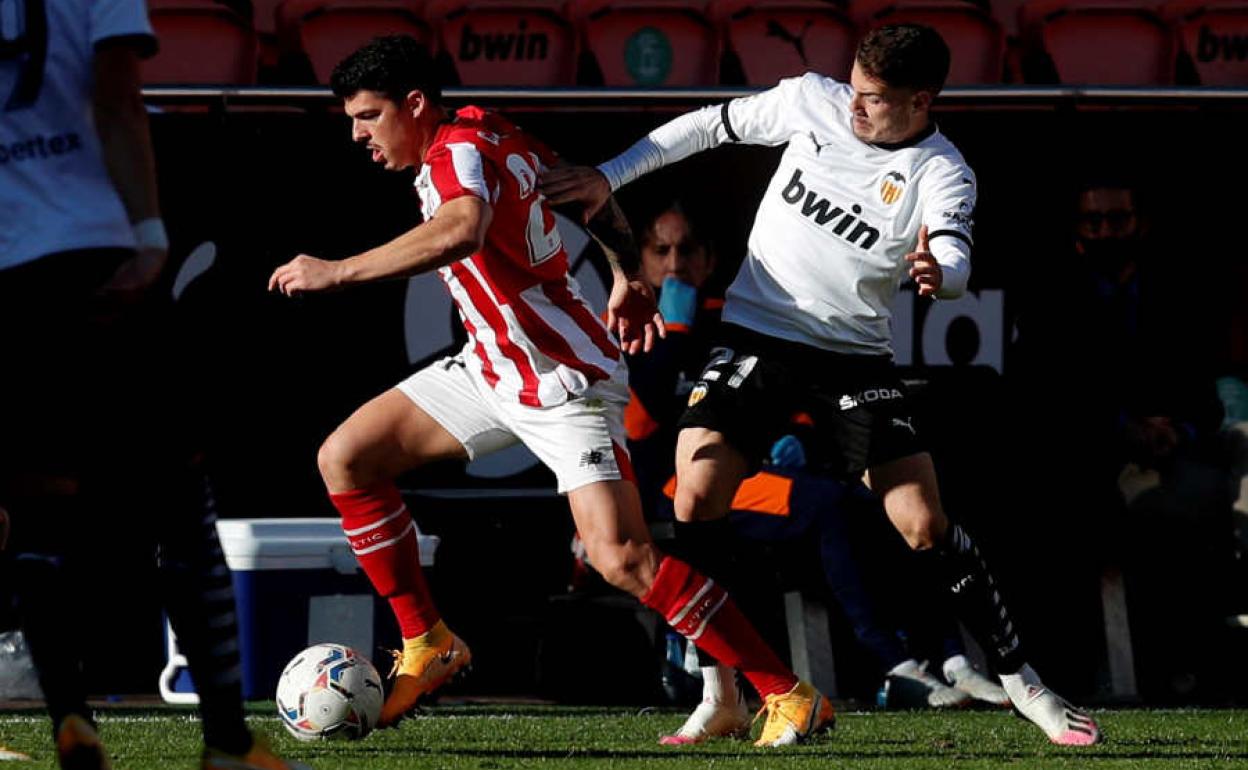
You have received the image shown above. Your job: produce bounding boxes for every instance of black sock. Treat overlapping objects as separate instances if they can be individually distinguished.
[12,553,90,737]
[920,523,1025,675]
[157,462,251,756]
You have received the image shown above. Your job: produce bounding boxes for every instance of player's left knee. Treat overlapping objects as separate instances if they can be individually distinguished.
[582,538,652,595]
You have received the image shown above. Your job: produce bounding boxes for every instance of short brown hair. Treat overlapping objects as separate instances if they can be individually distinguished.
[855,24,951,94]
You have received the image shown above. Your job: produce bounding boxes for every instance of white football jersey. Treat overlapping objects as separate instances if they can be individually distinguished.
[721,73,977,355]
[0,0,155,271]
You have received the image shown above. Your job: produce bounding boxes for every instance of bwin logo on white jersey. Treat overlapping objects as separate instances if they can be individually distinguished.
[781,169,880,250]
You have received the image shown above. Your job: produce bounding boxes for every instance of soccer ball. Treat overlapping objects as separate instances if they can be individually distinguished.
[276,643,383,741]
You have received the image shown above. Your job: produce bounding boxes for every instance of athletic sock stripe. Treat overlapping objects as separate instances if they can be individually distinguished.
[668,578,715,628]
[210,638,240,657]
[352,521,416,556]
[684,592,728,641]
[342,504,408,536]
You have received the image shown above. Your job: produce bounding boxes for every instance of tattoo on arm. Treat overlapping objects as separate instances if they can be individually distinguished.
[583,198,640,276]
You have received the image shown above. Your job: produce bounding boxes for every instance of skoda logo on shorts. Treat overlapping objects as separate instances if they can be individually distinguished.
[625,27,673,85]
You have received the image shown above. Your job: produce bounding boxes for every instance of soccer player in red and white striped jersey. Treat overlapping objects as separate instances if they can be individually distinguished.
[268,36,828,741]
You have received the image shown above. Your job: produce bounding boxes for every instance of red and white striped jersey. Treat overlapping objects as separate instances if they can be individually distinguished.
[414,107,622,407]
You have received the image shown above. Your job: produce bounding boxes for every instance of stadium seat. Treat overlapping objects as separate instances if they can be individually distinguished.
[1164,0,1248,84]
[855,0,1007,83]
[145,0,260,84]
[710,0,856,84]
[427,0,578,85]
[1017,0,1175,83]
[276,0,434,84]
[573,0,719,86]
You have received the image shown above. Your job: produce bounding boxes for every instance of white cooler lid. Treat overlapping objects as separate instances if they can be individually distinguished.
[215,518,438,573]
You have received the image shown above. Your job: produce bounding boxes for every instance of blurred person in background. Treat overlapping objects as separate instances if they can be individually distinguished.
[0,1,308,767]
[1010,174,1232,700]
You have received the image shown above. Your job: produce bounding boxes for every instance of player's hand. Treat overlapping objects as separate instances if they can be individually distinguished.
[268,254,344,296]
[539,165,612,224]
[608,274,666,355]
[97,246,168,303]
[905,226,943,297]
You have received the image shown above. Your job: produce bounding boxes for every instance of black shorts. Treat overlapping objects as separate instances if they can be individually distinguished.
[677,323,926,478]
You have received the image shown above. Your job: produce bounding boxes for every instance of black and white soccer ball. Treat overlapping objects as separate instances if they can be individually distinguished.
[276,643,383,741]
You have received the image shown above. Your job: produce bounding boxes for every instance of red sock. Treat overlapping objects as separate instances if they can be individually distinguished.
[640,555,796,698]
[330,483,439,639]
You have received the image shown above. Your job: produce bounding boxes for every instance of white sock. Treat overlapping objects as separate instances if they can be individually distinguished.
[700,664,739,704]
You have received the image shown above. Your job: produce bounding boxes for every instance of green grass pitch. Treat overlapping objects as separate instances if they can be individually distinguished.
[1,704,1246,769]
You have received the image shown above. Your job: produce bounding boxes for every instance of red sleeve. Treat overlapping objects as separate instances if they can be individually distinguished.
[426,139,497,205]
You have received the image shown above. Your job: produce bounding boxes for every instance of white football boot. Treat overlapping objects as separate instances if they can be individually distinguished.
[1001,664,1101,745]
[888,659,971,708]
[943,655,1010,706]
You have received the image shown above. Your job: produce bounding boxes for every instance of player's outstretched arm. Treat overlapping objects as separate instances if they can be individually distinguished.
[269,196,491,296]
[541,104,732,219]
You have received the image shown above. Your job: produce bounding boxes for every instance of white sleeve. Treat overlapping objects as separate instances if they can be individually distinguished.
[597,77,805,192]
[919,159,977,299]
[90,0,156,53]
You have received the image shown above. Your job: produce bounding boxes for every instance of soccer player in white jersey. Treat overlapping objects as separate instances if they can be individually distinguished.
[542,24,1101,746]
[0,1,308,769]
[269,36,834,747]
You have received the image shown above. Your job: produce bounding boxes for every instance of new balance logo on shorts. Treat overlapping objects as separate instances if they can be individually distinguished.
[838,387,905,410]
[579,450,605,467]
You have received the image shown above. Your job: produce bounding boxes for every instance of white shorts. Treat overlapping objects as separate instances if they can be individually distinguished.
[396,354,631,494]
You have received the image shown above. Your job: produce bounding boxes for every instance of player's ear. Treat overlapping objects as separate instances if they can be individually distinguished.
[912,89,934,114]
[404,89,428,117]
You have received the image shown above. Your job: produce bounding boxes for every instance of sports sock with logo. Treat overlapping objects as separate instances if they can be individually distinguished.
[921,522,1025,675]
[641,555,796,698]
[331,483,439,639]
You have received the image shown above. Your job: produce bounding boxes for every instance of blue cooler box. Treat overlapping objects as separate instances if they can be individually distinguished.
[160,517,438,702]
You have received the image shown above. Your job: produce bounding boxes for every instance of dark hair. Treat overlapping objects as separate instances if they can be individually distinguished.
[640,200,709,250]
[330,35,442,105]
[855,24,951,94]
